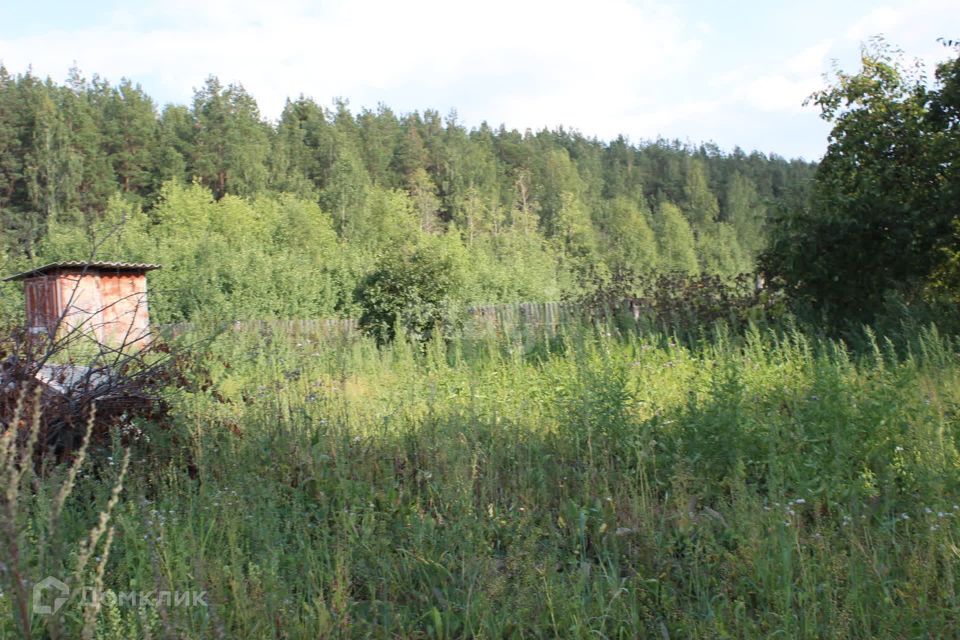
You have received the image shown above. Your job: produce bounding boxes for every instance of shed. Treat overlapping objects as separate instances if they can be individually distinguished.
[3,261,160,348]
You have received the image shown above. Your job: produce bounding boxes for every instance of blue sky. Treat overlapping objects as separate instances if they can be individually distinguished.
[1,0,957,160]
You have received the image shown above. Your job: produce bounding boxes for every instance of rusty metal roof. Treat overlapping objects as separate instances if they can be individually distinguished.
[3,261,161,282]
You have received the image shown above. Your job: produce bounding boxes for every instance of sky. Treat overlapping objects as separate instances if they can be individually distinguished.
[1,0,957,161]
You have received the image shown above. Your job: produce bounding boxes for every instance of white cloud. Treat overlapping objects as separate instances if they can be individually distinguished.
[703,0,959,126]
[845,6,903,41]
[0,0,701,131]
[2,0,959,159]
[787,39,835,76]
[738,74,818,113]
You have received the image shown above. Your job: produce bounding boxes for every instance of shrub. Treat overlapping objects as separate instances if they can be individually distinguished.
[571,267,784,336]
[354,242,465,345]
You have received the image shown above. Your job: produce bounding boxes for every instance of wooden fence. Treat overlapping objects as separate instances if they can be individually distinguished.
[463,301,582,338]
[159,300,599,340]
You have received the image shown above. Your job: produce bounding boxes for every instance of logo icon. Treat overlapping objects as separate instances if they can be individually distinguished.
[33,576,69,615]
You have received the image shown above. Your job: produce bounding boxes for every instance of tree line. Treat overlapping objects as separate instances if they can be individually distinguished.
[0,64,816,323]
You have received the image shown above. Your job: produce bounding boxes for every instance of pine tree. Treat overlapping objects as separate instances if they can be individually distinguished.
[0,66,23,220]
[190,76,270,199]
[153,104,191,188]
[18,77,76,258]
[101,79,158,201]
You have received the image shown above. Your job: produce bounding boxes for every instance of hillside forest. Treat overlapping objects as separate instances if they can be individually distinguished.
[0,64,816,324]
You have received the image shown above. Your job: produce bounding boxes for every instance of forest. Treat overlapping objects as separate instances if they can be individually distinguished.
[0,64,815,324]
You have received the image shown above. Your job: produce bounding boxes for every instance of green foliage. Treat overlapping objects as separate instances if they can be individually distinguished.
[573,267,781,334]
[764,39,960,323]
[39,182,345,323]
[6,322,960,638]
[697,220,749,276]
[190,77,271,199]
[0,64,817,326]
[682,157,719,228]
[724,170,767,259]
[654,200,699,274]
[319,140,370,237]
[355,238,466,344]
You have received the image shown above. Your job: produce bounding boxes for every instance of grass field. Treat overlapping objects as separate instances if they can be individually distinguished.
[3,321,960,638]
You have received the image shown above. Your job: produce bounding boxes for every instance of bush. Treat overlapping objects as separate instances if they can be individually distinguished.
[355,242,465,345]
[571,267,784,336]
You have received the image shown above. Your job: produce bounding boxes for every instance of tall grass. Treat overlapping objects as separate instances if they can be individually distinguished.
[3,321,960,638]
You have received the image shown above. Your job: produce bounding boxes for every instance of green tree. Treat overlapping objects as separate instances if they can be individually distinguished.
[357,104,400,187]
[273,97,336,192]
[697,221,748,276]
[655,200,699,274]
[408,167,442,233]
[355,239,465,344]
[763,39,960,321]
[682,158,719,229]
[17,78,76,259]
[0,66,24,255]
[723,171,767,260]
[392,123,428,180]
[101,79,158,201]
[190,77,270,199]
[598,196,659,273]
[319,141,370,237]
[555,191,599,264]
[61,69,116,219]
[153,104,191,188]
[537,148,584,237]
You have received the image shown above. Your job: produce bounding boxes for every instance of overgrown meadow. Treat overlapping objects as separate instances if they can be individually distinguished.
[3,320,960,638]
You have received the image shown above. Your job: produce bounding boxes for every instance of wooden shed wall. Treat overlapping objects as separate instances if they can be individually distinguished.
[23,270,151,346]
